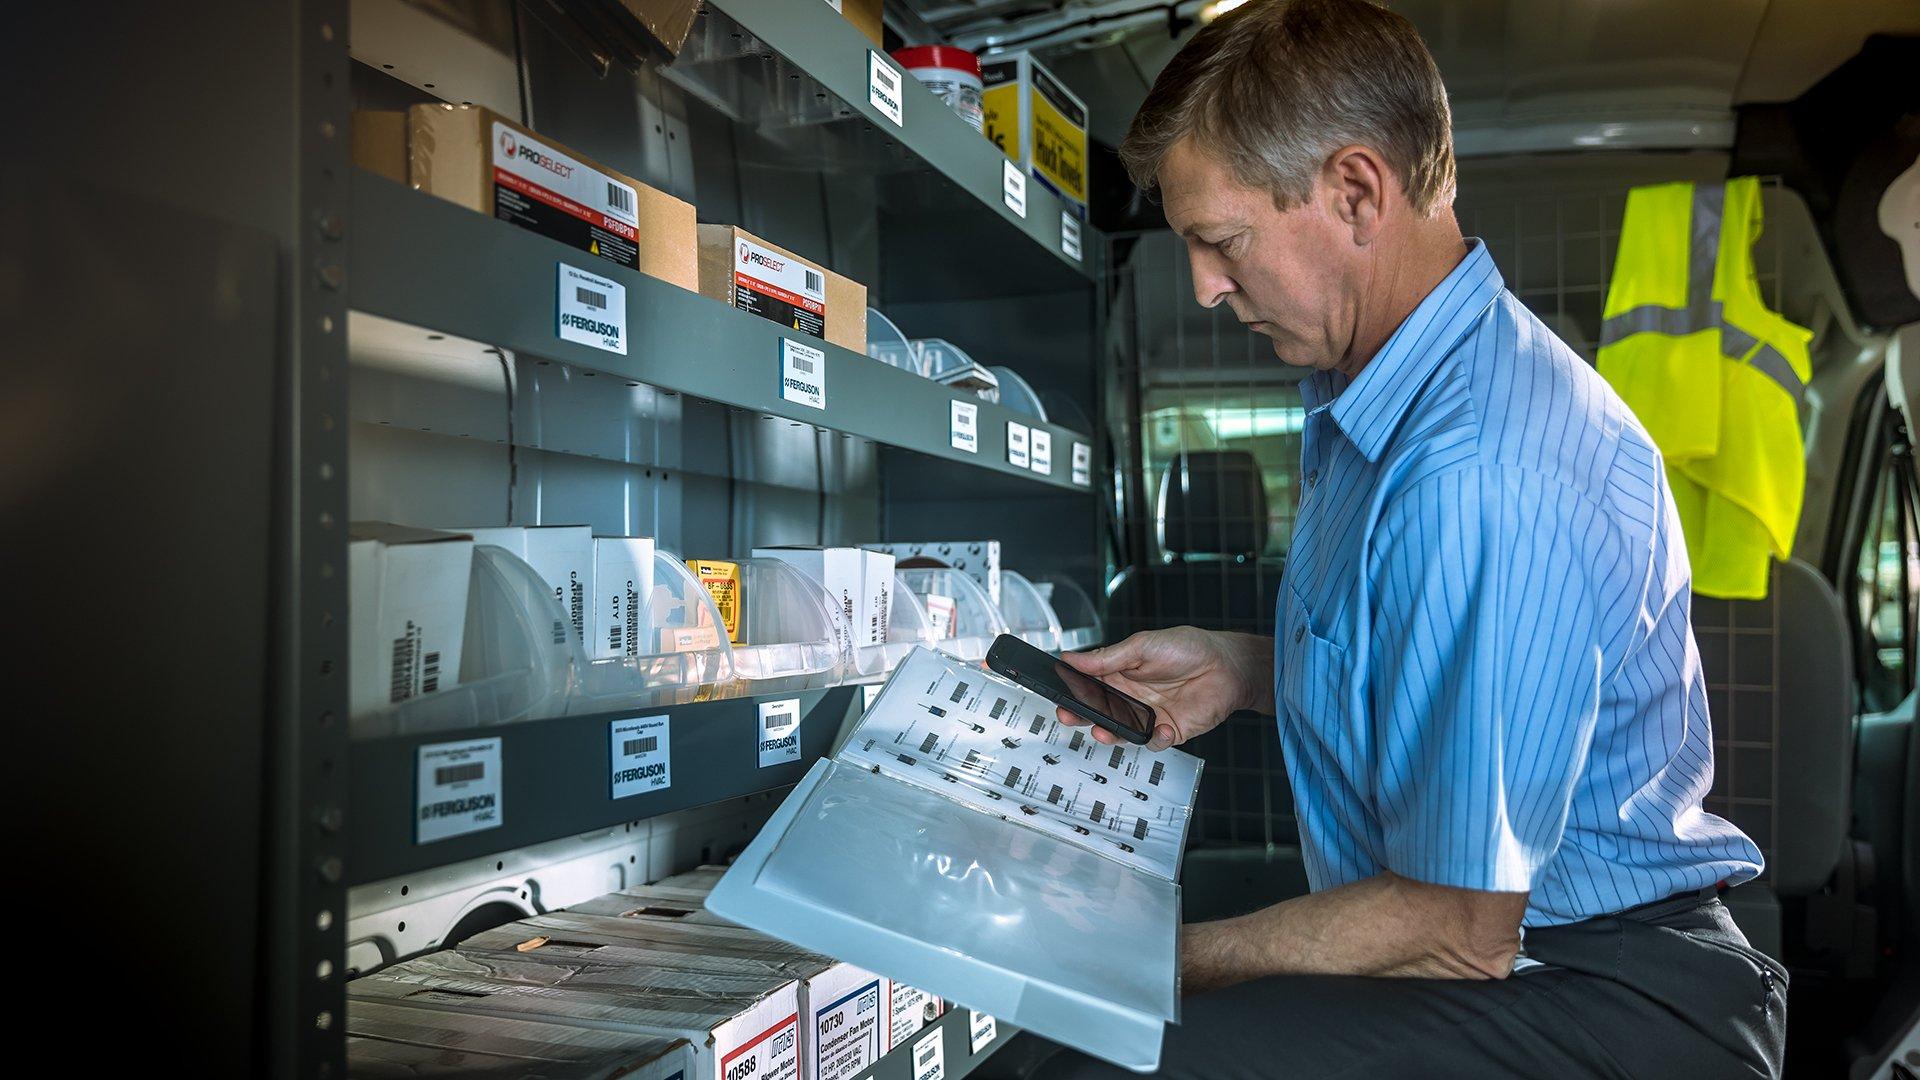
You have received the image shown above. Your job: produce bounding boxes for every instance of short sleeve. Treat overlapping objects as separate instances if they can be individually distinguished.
[1365,467,1628,893]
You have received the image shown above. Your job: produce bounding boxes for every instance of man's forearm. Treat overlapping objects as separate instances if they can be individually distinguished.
[1180,872,1527,995]
[1215,630,1277,715]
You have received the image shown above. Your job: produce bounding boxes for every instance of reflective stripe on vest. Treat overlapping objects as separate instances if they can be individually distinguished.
[1597,183,1806,406]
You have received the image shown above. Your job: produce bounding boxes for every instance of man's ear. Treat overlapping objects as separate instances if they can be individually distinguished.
[1322,145,1389,246]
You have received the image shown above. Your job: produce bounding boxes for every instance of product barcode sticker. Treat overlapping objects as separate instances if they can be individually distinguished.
[1029,429,1053,474]
[912,1027,946,1080]
[925,594,957,638]
[1072,441,1091,486]
[950,399,979,454]
[1006,421,1030,467]
[415,738,502,844]
[609,715,671,799]
[758,698,803,768]
[1002,158,1027,218]
[968,1011,997,1054]
[781,338,827,410]
[1060,212,1082,261]
[556,262,627,355]
[869,51,905,126]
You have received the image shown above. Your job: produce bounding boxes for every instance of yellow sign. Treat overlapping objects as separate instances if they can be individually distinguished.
[687,559,744,644]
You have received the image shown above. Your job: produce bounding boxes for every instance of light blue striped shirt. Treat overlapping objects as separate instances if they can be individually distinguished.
[1277,238,1763,926]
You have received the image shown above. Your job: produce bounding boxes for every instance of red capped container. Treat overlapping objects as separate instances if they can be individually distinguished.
[890,45,985,131]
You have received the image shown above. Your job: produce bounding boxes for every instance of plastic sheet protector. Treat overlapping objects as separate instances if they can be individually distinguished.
[709,646,1203,1073]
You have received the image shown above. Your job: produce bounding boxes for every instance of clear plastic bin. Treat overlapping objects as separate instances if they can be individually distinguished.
[998,570,1064,653]
[717,557,848,697]
[989,366,1048,421]
[852,574,938,678]
[1043,575,1105,651]
[356,544,574,738]
[569,551,734,713]
[867,307,932,378]
[898,566,1009,662]
[914,338,1000,401]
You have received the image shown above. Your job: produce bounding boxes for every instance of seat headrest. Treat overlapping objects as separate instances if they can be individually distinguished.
[1156,450,1269,558]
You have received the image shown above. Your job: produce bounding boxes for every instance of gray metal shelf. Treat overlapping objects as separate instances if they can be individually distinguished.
[346,686,857,885]
[680,0,1098,281]
[857,1007,1018,1080]
[349,172,1096,494]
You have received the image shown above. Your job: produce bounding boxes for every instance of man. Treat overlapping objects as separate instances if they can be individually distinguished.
[1038,1,1787,1076]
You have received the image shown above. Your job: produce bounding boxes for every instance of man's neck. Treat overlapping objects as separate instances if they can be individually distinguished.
[1336,219,1468,380]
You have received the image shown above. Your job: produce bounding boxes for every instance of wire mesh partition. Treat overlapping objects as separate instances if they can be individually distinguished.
[1112,178,1786,859]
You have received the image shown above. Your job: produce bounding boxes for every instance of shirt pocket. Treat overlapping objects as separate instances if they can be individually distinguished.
[1279,581,1352,723]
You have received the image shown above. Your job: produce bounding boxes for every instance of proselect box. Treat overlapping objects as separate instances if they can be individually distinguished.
[463,525,594,650]
[697,225,866,353]
[352,105,697,290]
[558,899,891,1080]
[348,523,474,717]
[593,537,656,660]
[820,0,883,46]
[981,52,1089,218]
[349,996,694,1079]
[351,958,800,1080]
[752,547,895,656]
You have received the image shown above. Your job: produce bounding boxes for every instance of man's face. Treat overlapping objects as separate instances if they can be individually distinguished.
[1157,137,1358,371]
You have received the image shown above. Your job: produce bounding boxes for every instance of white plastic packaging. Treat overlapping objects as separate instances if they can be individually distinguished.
[570,551,734,713]
[866,307,932,377]
[719,557,849,697]
[1043,574,1105,651]
[852,573,938,677]
[998,569,1064,652]
[898,566,1009,662]
[914,338,1000,402]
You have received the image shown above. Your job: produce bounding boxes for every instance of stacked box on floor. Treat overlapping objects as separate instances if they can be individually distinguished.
[348,996,694,1079]
[350,951,800,1080]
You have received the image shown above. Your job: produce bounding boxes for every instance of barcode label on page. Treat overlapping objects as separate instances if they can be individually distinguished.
[611,715,672,798]
[435,763,484,785]
[623,736,658,756]
[1004,766,1021,788]
[1149,761,1165,785]
[1090,801,1106,823]
[1109,746,1125,769]
[1047,784,1062,804]
[575,286,608,310]
[920,733,940,755]
[1134,820,1149,840]
[1028,715,1045,735]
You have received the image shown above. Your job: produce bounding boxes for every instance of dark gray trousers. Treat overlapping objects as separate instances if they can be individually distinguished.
[1034,891,1787,1079]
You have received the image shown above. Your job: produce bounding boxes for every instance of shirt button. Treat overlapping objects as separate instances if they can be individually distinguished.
[1293,625,1306,643]
[1306,471,1318,489]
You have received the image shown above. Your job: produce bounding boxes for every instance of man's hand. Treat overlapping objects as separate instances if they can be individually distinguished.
[1055,627,1274,750]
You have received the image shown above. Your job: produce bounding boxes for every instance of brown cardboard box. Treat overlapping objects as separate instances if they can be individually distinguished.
[696,225,867,354]
[352,104,697,291]
[350,110,408,185]
[829,0,884,46]
[612,0,705,57]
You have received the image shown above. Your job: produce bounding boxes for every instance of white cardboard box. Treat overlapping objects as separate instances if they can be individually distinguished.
[751,547,896,654]
[592,537,657,660]
[351,954,801,1080]
[348,523,474,717]
[465,525,595,650]
[870,540,1001,605]
[349,996,695,1079]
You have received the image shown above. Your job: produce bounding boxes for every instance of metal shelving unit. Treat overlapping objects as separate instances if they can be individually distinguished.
[855,1008,1018,1080]
[350,172,1096,492]
[347,688,855,885]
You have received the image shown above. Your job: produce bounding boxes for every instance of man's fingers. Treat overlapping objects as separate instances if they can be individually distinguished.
[1059,633,1147,676]
[1055,705,1086,727]
[1147,722,1179,752]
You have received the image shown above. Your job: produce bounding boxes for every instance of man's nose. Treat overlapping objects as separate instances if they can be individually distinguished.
[1188,251,1235,309]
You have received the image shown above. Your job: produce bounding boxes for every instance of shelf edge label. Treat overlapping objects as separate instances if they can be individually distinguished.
[415,737,503,844]
[556,262,627,355]
[869,51,905,126]
[609,715,671,799]
[1002,159,1027,218]
[1071,441,1091,486]
[1006,420,1030,468]
[758,698,803,768]
[968,1011,997,1055]
[1029,429,1053,474]
[1060,212,1082,261]
[781,338,828,410]
[913,1026,946,1080]
[950,399,979,454]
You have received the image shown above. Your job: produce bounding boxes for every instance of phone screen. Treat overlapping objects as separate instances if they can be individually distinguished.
[986,634,1156,740]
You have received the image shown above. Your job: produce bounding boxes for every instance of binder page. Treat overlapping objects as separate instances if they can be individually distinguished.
[841,647,1201,879]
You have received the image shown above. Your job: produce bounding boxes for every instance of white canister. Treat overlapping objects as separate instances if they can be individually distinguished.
[891,45,984,132]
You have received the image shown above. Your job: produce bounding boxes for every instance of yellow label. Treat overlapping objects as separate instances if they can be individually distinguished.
[981,82,1020,162]
[688,559,744,644]
[1029,84,1087,205]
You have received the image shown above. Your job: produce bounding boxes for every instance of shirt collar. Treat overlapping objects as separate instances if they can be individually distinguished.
[1300,239,1503,462]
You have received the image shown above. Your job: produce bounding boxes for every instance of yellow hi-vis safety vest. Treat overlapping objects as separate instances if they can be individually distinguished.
[1598,177,1813,600]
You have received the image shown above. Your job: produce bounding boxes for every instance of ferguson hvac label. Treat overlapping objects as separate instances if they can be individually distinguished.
[556,262,627,354]
[415,737,502,843]
[609,714,671,799]
[781,338,827,410]
[758,698,803,767]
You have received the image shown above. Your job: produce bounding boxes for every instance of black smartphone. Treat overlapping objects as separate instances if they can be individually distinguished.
[985,634,1156,746]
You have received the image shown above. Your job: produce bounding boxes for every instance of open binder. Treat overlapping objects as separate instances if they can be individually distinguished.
[708,646,1203,1072]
